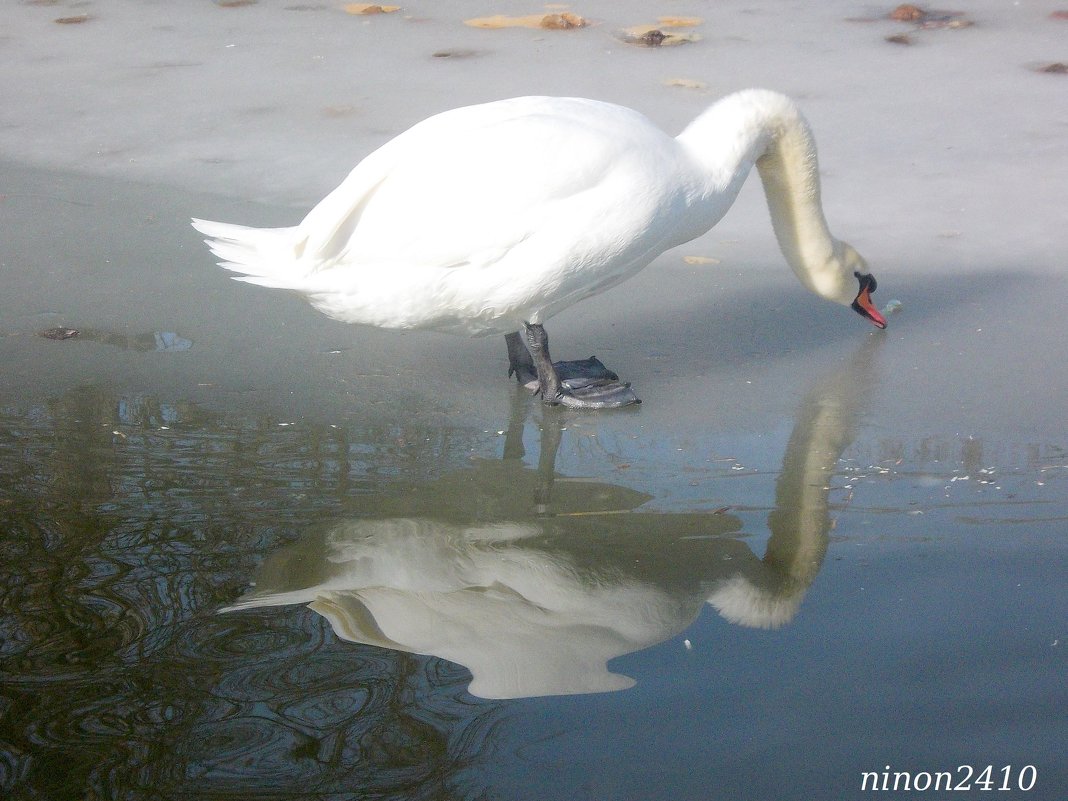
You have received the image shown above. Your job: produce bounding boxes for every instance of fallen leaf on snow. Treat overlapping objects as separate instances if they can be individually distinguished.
[464,12,587,29]
[618,25,700,46]
[664,78,708,90]
[889,4,925,21]
[344,3,400,14]
[656,16,703,28]
[888,4,973,28]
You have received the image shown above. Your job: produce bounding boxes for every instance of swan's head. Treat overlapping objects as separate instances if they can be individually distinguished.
[830,241,887,329]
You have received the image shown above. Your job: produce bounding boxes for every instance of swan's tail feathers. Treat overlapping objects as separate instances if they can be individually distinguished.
[191,218,309,288]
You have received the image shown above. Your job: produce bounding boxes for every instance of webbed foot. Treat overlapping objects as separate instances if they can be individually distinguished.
[544,378,641,409]
[553,356,619,390]
[506,325,641,409]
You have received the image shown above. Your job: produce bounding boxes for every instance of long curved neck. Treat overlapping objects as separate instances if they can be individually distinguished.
[678,91,843,299]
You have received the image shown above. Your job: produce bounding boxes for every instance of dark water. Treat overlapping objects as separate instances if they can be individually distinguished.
[2,374,1065,799]
[1,166,1066,799]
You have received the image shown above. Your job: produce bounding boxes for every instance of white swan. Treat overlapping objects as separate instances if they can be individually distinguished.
[192,89,886,408]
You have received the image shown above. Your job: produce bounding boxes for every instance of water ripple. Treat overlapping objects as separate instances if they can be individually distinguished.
[8,386,1060,798]
[1,391,502,800]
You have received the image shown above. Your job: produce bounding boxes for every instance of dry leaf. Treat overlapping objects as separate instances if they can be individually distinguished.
[431,49,482,59]
[888,4,973,28]
[540,12,586,29]
[464,14,537,29]
[322,104,358,117]
[344,3,400,14]
[618,25,700,46]
[627,28,667,46]
[657,16,703,28]
[920,16,972,29]
[664,78,708,90]
[465,12,586,29]
[889,4,925,21]
[54,14,91,24]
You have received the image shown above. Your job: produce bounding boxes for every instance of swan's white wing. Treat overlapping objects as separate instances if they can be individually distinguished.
[297,98,678,273]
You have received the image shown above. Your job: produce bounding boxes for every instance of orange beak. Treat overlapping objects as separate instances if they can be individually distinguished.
[852,273,887,329]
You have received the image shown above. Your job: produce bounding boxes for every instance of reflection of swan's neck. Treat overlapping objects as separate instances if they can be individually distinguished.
[706,339,879,629]
[705,401,843,630]
[679,90,850,304]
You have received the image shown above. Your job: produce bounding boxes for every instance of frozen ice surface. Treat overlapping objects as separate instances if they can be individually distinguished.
[2,0,1066,276]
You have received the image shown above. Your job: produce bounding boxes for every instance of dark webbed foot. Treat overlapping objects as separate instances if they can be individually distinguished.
[506,333,619,390]
[552,357,619,391]
[506,325,641,409]
[547,378,641,409]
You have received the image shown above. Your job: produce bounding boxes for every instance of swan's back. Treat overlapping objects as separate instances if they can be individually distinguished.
[303,97,684,269]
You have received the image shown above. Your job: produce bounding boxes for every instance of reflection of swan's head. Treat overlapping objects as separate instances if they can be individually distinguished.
[706,575,805,630]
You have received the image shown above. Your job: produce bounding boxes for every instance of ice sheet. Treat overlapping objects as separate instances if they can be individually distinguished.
[3,0,1066,275]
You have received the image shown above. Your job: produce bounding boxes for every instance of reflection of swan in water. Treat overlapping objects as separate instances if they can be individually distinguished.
[224,340,879,698]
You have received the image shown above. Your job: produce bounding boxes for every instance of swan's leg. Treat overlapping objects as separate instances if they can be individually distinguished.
[506,331,538,387]
[522,323,640,409]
